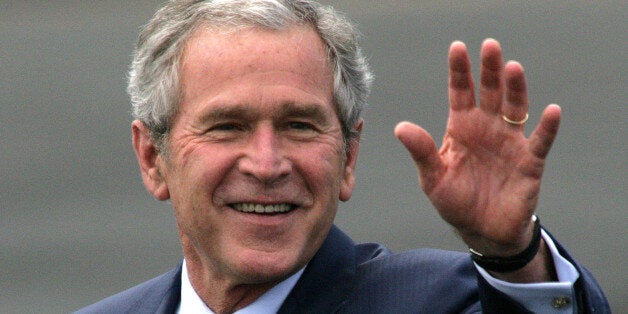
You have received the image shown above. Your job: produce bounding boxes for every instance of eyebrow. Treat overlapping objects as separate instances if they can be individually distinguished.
[279,102,331,125]
[198,102,333,125]
[200,105,253,122]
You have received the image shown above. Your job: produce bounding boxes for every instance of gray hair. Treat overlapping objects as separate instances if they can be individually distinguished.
[128,0,373,152]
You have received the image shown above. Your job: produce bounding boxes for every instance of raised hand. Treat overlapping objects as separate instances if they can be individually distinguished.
[394,39,561,269]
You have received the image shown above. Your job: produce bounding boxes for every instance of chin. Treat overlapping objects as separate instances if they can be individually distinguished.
[234,250,306,284]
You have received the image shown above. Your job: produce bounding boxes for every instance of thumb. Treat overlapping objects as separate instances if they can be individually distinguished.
[394,121,442,192]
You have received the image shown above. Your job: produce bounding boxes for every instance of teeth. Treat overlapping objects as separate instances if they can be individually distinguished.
[232,203,293,213]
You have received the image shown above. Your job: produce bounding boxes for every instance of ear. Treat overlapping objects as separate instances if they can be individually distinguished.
[339,119,363,202]
[132,120,170,201]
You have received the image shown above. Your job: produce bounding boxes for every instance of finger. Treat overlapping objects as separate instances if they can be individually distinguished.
[394,121,443,193]
[479,38,504,113]
[529,104,561,159]
[448,41,475,111]
[502,61,529,128]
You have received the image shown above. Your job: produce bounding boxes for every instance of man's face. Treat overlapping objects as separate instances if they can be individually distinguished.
[153,25,359,285]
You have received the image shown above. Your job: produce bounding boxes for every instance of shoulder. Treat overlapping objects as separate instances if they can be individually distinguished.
[346,245,481,313]
[74,264,182,314]
[354,241,474,276]
[324,225,477,290]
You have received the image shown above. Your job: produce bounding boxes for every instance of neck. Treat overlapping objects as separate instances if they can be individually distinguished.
[181,240,280,314]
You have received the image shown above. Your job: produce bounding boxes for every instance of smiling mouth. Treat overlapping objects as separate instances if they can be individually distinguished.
[231,203,297,214]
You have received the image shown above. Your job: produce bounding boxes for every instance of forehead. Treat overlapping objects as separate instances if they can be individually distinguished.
[179,24,334,102]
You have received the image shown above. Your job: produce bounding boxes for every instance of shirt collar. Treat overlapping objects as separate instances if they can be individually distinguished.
[177,259,305,314]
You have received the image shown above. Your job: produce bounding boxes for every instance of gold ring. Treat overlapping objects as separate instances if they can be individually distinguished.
[502,113,529,125]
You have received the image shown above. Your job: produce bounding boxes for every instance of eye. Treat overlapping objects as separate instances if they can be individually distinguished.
[209,123,242,132]
[204,122,247,141]
[288,121,315,131]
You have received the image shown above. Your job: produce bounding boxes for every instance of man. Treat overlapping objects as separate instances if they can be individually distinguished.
[77,0,609,313]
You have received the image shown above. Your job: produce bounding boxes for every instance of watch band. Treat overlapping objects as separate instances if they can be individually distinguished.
[469,215,541,273]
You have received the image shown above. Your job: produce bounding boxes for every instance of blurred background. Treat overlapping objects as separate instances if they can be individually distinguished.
[1,0,625,312]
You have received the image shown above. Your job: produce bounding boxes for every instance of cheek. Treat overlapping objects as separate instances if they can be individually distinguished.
[167,148,236,210]
[297,147,346,197]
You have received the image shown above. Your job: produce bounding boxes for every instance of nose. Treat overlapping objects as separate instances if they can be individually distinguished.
[238,126,291,184]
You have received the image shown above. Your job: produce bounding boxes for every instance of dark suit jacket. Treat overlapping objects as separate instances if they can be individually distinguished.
[76,225,610,313]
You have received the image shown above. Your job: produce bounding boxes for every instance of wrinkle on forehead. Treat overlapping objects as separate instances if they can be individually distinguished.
[177,24,335,121]
[180,24,332,96]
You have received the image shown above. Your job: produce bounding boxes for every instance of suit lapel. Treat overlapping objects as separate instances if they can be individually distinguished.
[150,261,182,314]
[278,225,357,313]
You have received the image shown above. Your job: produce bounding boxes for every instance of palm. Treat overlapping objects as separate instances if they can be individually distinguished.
[395,39,561,253]
[434,108,537,241]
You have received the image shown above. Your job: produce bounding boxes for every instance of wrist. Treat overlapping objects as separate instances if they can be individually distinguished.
[469,215,541,273]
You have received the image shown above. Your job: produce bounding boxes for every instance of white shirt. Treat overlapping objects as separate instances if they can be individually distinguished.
[177,231,578,313]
